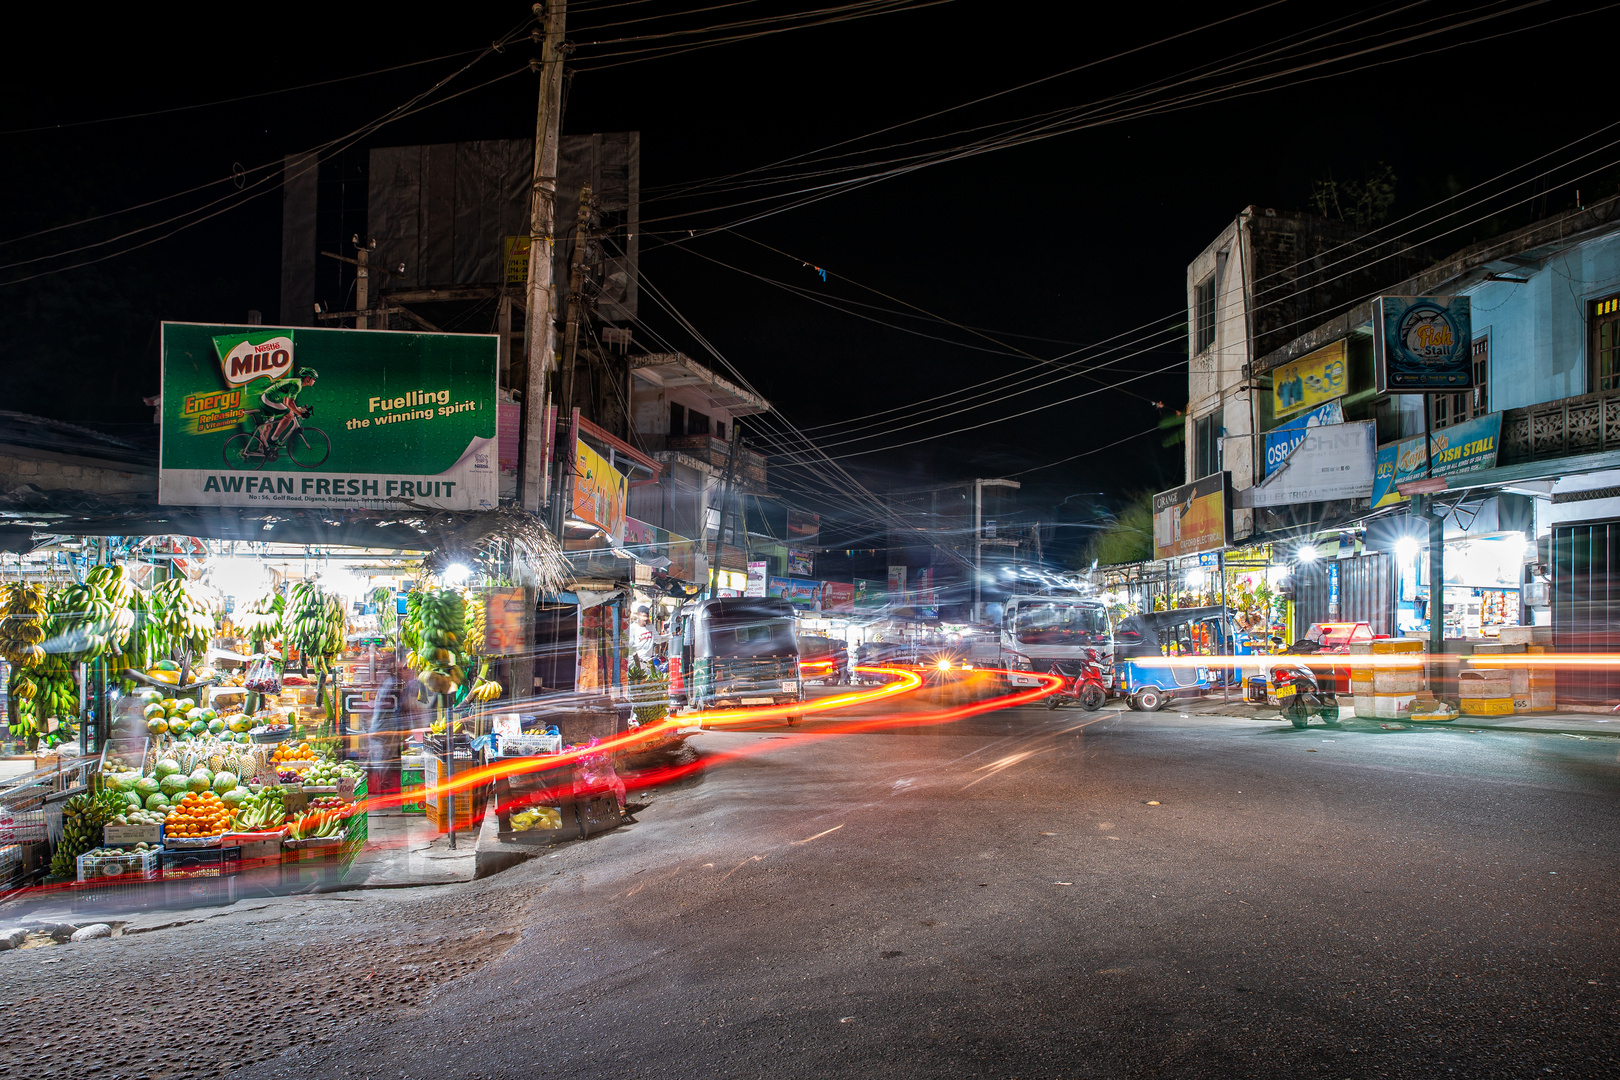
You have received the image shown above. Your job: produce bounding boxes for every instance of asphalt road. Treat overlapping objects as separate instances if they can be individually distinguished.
[260,685,1619,1079]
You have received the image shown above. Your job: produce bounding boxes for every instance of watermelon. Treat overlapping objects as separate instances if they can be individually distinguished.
[145,792,170,810]
[124,790,143,808]
[159,774,189,798]
[212,771,238,794]
[134,776,161,800]
[221,787,248,809]
[187,770,213,793]
[154,758,181,779]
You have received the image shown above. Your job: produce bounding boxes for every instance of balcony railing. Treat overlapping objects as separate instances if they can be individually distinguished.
[660,434,768,489]
[1501,390,1620,464]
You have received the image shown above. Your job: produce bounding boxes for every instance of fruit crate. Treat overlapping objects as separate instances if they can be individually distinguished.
[399,767,425,814]
[77,847,161,882]
[160,845,242,878]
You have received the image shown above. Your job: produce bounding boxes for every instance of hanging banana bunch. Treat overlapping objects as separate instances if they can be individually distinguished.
[0,582,47,666]
[86,564,139,664]
[234,590,283,643]
[409,588,467,696]
[462,590,487,656]
[8,663,39,743]
[45,581,117,662]
[150,576,215,655]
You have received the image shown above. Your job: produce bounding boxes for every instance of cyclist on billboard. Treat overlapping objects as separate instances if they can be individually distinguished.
[254,367,320,452]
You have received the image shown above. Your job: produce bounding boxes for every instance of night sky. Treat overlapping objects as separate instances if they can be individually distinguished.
[2,1,1614,557]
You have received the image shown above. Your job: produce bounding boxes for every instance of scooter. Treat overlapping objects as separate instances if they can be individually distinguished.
[1044,656,1108,712]
[1270,656,1340,729]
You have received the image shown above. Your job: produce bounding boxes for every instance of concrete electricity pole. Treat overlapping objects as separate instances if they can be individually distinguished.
[558,184,594,423]
[520,0,567,513]
[973,478,1020,623]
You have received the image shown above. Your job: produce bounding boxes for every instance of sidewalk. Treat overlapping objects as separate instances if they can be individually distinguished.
[1176,694,1620,737]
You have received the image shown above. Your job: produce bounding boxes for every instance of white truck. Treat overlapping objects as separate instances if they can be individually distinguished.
[999,594,1114,689]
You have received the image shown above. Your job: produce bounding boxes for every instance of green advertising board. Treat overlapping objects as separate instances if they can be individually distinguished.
[160,323,498,511]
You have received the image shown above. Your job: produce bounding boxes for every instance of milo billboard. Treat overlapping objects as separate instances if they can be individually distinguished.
[159,323,498,511]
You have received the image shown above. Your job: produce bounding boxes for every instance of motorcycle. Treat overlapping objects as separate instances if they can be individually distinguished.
[1043,656,1108,712]
[1269,653,1341,729]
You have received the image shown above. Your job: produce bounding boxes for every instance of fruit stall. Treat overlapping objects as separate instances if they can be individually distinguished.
[0,533,527,907]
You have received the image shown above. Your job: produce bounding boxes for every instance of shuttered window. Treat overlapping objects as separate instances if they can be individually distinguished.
[1593,296,1620,393]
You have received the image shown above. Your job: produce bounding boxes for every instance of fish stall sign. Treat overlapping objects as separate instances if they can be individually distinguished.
[1373,296,1473,393]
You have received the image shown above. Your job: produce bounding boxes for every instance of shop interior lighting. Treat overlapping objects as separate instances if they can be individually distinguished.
[1184,568,1206,587]
[1394,536,1421,561]
[1296,544,1319,563]
[206,556,268,598]
[442,563,472,585]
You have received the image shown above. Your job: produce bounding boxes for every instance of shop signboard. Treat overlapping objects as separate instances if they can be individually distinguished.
[159,322,498,510]
[572,439,627,542]
[666,533,699,583]
[483,587,527,654]
[746,560,768,597]
[914,567,938,620]
[854,579,885,610]
[787,509,821,542]
[1271,339,1347,420]
[787,547,814,577]
[1247,422,1375,507]
[1262,399,1344,476]
[823,581,854,613]
[1152,473,1230,561]
[887,565,907,598]
[1373,296,1473,393]
[768,576,821,609]
[1371,412,1502,508]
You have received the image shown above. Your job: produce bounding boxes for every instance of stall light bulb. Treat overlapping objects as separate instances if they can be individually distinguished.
[1185,568,1206,588]
[1394,536,1421,561]
[443,563,472,585]
[1297,544,1319,563]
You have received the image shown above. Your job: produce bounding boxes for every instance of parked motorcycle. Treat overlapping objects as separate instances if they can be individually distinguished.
[1044,657,1107,712]
[1270,654,1340,729]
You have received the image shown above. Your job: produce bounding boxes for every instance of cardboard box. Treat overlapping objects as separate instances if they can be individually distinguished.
[1372,639,1425,654]
[1514,691,1556,713]
[1461,697,1515,716]
[1353,670,1425,694]
[1496,625,1552,646]
[1369,693,1421,719]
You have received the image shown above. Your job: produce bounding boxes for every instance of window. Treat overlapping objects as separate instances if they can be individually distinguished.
[714,421,726,442]
[1593,295,1620,393]
[669,402,686,436]
[1430,336,1489,429]
[1194,275,1217,354]
[687,409,711,436]
[1194,413,1221,479]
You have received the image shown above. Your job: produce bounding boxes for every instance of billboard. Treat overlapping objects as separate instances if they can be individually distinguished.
[1370,412,1502,508]
[854,579,886,610]
[1152,473,1230,561]
[160,323,498,510]
[787,548,814,577]
[1246,422,1376,507]
[746,561,768,597]
[787,509,821,542]
[769,576,822,609]
[572,439,627,542]
[823,581,854,614]
[1262,400,1344,476]
[1374,296,1473,393]
[1271,339,1347,420]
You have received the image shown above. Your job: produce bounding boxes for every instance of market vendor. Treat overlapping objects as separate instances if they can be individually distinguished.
[627,604,667,663]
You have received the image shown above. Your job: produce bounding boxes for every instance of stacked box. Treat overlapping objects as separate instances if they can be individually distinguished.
[1496,625,1553,647]
[1350,639,1427,719]
[1517,644,1556,712]
[399,766,425,814]
[423,754,485,833]
[1459,668,1513,716]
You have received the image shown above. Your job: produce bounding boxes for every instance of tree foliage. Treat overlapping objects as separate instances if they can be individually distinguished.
[1086,491,1155,567]
[1311,161,1397,229]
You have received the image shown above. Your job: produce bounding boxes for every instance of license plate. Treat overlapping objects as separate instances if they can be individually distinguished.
[1275,684,1296,698]
[781,680,798,692]
[741,697,773,705]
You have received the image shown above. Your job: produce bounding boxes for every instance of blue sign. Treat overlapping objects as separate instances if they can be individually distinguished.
[1374,295,1473,393]
[1263,400,1345,476]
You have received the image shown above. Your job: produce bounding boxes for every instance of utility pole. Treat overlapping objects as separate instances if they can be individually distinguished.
[558,184,594,423]
[520,0,568,513]
[707,427,741,599]
[972,478,1020,623]
[353,236,374,329]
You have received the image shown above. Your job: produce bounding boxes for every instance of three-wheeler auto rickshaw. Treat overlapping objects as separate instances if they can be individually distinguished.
[1113,605,1239,711]
[678,597,803,719]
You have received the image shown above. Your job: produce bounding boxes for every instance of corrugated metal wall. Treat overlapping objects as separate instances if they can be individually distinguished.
[1553,520,1620,703]
[1292,553,1393,638]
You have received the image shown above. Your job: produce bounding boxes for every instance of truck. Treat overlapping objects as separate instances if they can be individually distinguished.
[999,594,1114,690]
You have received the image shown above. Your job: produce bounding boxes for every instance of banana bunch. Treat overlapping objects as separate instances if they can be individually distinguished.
[49,786,126,878]
[44,581,118,661]
[0,582,47,666]
[84,565,139,660]
[150,576,215,653]
[282,582,346,665]
[234,591,283,641]
[462,590,486,655]
[406,588,467,696]
[8,664,39,742]
[469,677,503,703]
[287,806,346,841]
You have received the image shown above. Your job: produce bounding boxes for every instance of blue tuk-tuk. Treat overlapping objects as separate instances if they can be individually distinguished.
[1113,606,1235,712]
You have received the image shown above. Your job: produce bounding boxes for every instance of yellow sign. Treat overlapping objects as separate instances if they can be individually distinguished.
[572,439,626,542]
[1272,339,1347,420]
[503,236,531,285]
